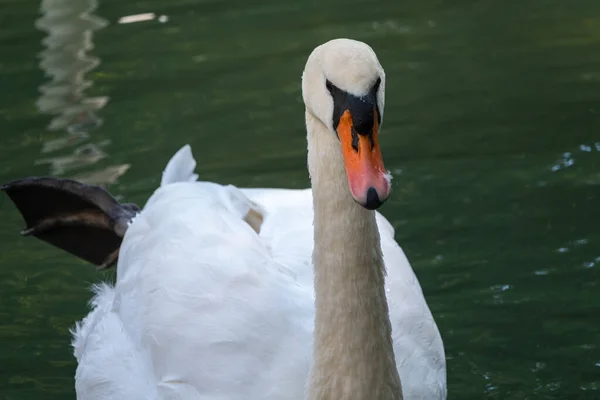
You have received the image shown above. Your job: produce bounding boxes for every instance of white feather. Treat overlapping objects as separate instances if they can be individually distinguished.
[160,144,199,186]
[71,145,446,400]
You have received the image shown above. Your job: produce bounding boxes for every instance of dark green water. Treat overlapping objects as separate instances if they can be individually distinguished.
[1,0,600,398]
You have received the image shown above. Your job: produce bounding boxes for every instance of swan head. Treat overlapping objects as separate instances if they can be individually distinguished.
[302,38,389,210]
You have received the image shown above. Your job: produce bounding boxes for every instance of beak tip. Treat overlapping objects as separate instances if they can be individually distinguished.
[362,186,387,210]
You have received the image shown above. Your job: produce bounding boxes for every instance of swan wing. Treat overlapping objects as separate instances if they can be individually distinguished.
[73,182,313,400]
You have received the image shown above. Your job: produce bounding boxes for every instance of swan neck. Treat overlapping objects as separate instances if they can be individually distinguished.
[306,111,402,400]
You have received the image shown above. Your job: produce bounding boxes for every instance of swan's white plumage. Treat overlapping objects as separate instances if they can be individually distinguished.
[160,144,199,186]
[71,145,446,400]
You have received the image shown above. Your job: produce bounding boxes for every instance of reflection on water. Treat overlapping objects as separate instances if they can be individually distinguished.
[35,0,107,136]
[34,0,129,186]
[550,143,600,172]
[117,12,169,25]
[34,140,109,175]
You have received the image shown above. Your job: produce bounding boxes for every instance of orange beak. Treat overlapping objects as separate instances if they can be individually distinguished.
[337,109,390,210]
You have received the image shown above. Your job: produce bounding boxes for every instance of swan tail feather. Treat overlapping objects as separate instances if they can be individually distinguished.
[1,177,139,269]
[161,144,199,187]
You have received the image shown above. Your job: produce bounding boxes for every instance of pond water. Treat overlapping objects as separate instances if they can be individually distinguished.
[0,0,599,398]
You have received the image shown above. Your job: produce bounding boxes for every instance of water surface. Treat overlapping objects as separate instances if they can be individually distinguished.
[1,0,600,398]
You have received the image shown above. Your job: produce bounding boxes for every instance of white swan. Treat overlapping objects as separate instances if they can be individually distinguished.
[2,38,446,399]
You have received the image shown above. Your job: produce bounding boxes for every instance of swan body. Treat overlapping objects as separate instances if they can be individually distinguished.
[4,39,446,399]
[70,144,445,400]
